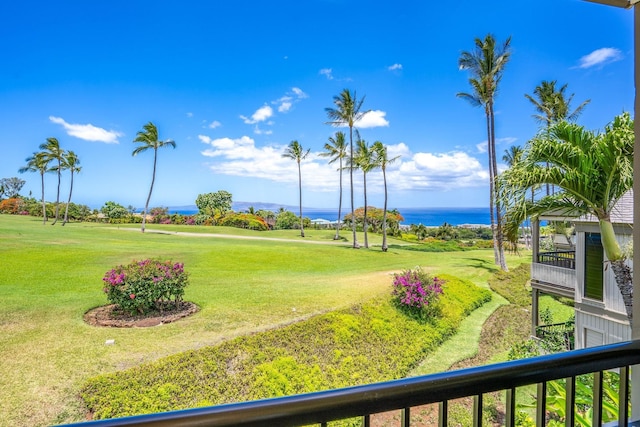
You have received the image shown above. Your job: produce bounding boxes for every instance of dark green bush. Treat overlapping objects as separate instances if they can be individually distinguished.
[82,274,491,419]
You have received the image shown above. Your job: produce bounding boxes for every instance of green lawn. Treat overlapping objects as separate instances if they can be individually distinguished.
[0,215,530,427]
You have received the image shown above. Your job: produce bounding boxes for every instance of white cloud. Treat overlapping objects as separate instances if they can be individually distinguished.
[49,116,122,144]
[277,97,293,113]
[199,134,488,194]
[578,47,623,69]
[240,105,274,124]
[292,87,308,98]
[388,63,403,71]
[208,120,222,129]
[355,110,390,128]
[320,68,334,80]
[186,112,194,118]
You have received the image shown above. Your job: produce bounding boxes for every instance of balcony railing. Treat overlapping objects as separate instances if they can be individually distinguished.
[537,250,576,269]
[536,321,576,351]
[63,340,640,427]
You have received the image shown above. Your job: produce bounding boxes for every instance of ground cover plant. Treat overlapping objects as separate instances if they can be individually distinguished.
[0,215,529,426]
[81,275,492,419]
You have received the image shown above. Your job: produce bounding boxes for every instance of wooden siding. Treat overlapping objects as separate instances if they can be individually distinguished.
[575,309,630,349]
[530,263,576,291]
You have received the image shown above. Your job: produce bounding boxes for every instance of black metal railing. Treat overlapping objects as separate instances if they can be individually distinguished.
[537,250,576,269]
[63,340,640,427]
[536,321,576,351]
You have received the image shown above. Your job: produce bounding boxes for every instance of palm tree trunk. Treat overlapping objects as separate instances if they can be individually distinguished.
[489,103,507,271]
[349,127,359,248]
[63,171,74,225]
[335,158,343,240]
[363,172,368,249]
[382,167,388,252]
[52,160,61,225]
[298,160,304,238]
[142,150,158,233]
[40,172,47,225]
[485,108,499,265]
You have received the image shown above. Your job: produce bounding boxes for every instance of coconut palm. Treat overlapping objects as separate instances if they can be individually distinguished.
[525,80,590,127]
[525,80,590,196]
[500,113,634,319]
[372,141,400,252]
[319,131,347,240]
[19,152,49,224]
[62,150,81,225]
[326,89,368,249]
[457,33,511,271]
[132,122,176,233]
[282,140,310,237]
[39,137,65,225]
[353,135,377,249]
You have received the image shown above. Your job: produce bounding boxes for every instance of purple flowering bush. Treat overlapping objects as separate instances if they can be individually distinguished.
[391,267,444,321]
[102,259,189,315]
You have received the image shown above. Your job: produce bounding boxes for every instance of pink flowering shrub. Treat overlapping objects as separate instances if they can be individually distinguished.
[102,259,189,315]
[391,267,444,321]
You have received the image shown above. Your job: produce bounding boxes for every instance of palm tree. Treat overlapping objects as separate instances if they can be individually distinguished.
[282,140,310,237]
[62,151,81,225]
[353,135,377,249]
[525,80,591,196]
[326,89,368,249]
[132,122,176,233]
[525,80,590,127]
[500,113,634,319]
[39,137,65,225]
[19,152,49,224]
[372,141,400,252]
[319,131,347,240]
[458,33,511,271]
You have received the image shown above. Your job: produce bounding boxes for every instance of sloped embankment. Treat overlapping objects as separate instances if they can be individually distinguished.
[81,274,492,420]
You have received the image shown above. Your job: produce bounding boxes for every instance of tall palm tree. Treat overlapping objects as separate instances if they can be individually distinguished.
[353,135,376,249]
[62,150,81,225]
[373,141,400,252]
[319,131,347,240]
[282,140,310,237]
[525,80,590,127]
[19,152,49,224]
[326,89,368,249]
[458,33,511,271]
[132,122,176,233]
[39,137,65,225]
[500,113,634,319]
[525,80,591,196]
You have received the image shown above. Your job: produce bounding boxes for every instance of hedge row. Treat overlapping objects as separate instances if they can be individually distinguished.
[81,274,492,420]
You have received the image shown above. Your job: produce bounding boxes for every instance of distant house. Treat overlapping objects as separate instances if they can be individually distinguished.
[530,191,633,350]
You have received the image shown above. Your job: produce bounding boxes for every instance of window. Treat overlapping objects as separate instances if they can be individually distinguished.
[584,232,603,301]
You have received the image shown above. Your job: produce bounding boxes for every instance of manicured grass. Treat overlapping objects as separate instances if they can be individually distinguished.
[0,215,530,426]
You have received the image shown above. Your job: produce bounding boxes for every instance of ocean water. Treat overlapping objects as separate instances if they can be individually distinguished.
[170,206,491,227]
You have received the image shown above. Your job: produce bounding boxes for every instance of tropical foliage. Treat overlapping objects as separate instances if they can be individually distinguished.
[319,131,347,240]
[102,259,189,315]
[500,112,634,319]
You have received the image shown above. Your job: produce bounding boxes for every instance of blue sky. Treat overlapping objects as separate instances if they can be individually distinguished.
[0,0,634,210]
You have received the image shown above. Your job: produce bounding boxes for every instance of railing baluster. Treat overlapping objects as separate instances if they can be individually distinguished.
[537,381,547,426]
[401,407,410,427]
[362,414,370,427]
[619,366,630,427]
[566,376,575,427]
[505,387,515,427]
[473,394,482,427]
[592,371,603,427]
[439,400,448,427]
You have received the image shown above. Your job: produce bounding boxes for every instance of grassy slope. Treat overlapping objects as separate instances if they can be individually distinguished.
[0,215,530,426]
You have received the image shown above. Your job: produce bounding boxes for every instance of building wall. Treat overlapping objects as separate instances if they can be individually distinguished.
[574,225,632,349]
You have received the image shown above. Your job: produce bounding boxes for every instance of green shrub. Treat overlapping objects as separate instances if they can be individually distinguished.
[219,213,269,231]
[487,262,531,307]
[82,274,491,419]
[102,259,189,315]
